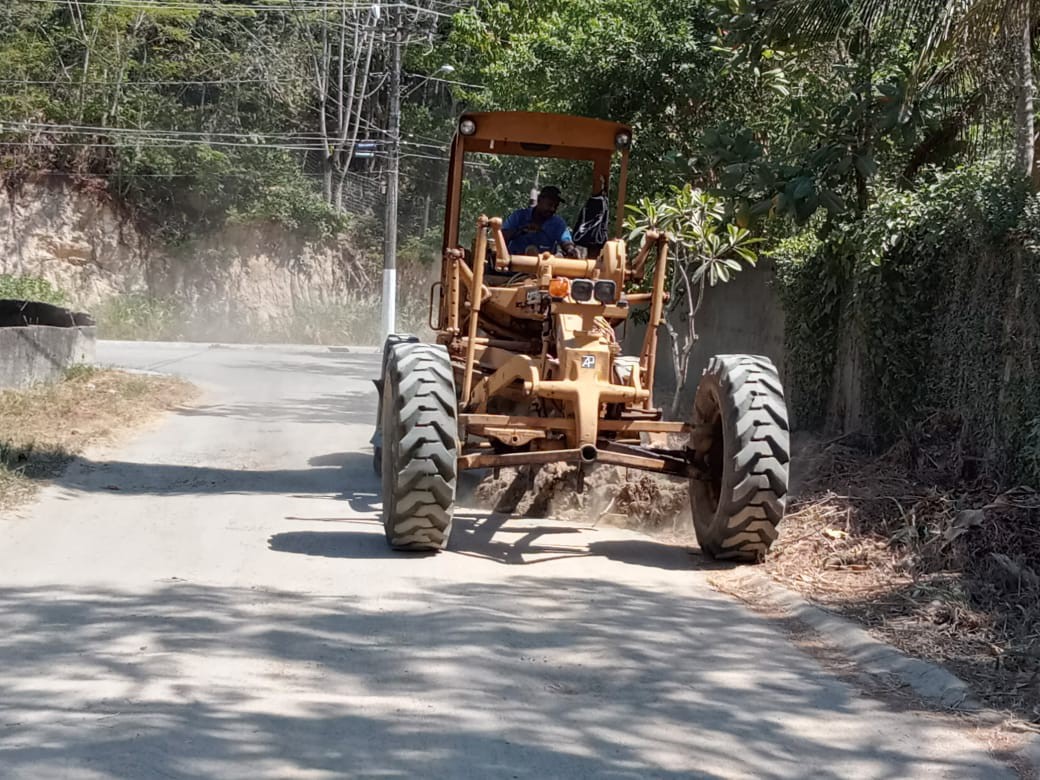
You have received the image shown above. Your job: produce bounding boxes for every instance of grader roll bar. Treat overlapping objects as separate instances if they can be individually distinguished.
[440,208,687,473]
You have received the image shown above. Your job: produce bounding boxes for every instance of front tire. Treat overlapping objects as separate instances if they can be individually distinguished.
[688,355,790,562]
[372,334,419,478]
[381,342,458,551]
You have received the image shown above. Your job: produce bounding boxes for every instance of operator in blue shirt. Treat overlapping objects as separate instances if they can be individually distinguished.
[501,185,579,258]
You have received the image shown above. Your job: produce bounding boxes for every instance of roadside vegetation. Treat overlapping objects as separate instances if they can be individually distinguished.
[773,429,1040,726]
[0,274,68,306]
[0,366,195,508]
[451,0,1040,723]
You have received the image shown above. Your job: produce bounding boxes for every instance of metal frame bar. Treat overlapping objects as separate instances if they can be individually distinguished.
[639,235,669,410]
[457,445,691,476]
[460,414,689,435]
[461,215,489,404]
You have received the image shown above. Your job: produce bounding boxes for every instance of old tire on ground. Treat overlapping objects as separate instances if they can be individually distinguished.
[380,341,458,551]
[688,354,789,562]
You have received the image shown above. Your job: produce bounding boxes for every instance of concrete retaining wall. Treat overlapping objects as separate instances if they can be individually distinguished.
[0,325,97,390]
[622,259,787,416]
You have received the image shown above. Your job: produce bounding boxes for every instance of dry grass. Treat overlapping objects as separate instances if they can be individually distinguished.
[0,366,195,508]
[769,420,1040,728]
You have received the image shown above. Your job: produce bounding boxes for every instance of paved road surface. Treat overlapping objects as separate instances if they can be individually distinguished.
[0,342,1014,778]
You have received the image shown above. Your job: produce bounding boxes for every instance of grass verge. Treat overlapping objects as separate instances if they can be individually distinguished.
[0,366,195,509]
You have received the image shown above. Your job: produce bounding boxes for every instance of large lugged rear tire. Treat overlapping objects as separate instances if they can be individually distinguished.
[688,355,790,562]
[381,342,458,551]
[372,333,419,478]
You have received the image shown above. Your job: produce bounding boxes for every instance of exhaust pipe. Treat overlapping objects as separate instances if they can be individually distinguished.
[580,445,598,464]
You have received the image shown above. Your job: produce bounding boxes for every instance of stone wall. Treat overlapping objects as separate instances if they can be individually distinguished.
[0,178,371,328]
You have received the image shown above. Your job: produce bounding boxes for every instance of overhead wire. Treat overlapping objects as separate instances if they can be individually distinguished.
[15,0,457,15]
[0,74,480,88]
[1,120,451,151]
[10,168,380,179]
[0,139,453,162]
[0,78,301,86]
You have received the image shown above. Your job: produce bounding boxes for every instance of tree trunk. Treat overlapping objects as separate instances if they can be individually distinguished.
[335,169,346,212]
[322,158,333,203]
[668,347,690,420]
[855,26,873,213]
[902,93,984,185]
[1015,3,1037,189]
[663,319,685,420]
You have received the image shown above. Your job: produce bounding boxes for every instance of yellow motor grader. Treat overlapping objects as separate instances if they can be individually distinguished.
[373,111,789,562]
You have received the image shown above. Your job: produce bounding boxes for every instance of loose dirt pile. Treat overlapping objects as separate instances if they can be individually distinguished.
[771,416,1040,726]
[472,461,693,539]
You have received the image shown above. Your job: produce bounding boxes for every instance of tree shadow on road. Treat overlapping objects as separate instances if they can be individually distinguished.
[178,389,376,426]
[45,450,381,500]
[266,522,702,572]
[265,513,754,574]
[0,577,1006,779]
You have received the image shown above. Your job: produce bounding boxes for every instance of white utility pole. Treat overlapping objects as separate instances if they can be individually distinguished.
[381,5,401,343]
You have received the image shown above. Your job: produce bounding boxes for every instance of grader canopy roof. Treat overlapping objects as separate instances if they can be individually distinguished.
[455,111,631,158]
[443,111,633,249]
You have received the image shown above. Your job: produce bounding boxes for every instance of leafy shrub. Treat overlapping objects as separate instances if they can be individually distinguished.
[774,157,1040,484]
[771,230,840,430]
[94,294,184,341]
[227,180,350,240]
[0,275,68,306]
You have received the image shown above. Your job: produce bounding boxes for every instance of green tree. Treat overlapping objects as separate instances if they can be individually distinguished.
[627,185,760,417]
[441,0,769,198]
[720,0,1038,187]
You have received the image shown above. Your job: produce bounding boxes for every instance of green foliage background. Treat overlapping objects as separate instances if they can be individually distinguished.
[0,1,349,243]
[775,162,1040,483]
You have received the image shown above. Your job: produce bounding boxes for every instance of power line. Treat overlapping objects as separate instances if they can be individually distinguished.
[18,0,372,11]
[0,139,453,164]
[1,120,449,151]
[0,139,318,150]
[0,77,304,86]
[0,73,483,89]
[16,0,455,15]
[4,120,319,139]
[9,168,384,181]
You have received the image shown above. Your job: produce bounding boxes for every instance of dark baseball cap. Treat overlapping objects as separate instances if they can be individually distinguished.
[539,185,566,203]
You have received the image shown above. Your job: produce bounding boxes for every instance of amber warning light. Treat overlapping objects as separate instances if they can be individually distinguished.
[548,278,571,298]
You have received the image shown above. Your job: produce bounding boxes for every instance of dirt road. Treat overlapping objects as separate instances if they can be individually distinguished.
[0,342,1016,778]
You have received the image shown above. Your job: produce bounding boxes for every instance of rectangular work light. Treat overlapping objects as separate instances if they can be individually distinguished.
[594,280,617,304]
[570,279,594,302]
